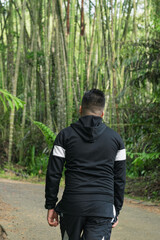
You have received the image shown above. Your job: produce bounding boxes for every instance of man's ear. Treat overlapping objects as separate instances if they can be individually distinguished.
[79,106,82,115]
[101,111,104,118]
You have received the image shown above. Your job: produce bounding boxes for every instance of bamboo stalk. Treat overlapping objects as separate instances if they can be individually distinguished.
[87,7,96,89]
[8,0,26,164]
[44,0,53,129]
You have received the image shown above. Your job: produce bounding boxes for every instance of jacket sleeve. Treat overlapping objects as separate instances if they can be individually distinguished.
[114,139,126,216]
[45,130,66,209]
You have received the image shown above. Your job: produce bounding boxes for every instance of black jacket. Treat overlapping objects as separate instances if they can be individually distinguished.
[45,115,126,217]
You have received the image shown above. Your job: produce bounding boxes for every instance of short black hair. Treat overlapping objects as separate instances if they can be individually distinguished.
[82,89,105,114]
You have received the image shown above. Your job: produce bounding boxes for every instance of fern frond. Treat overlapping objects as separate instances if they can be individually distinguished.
[33,121,56,149]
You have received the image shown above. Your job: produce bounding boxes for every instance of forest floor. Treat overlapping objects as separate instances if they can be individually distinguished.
[125,176,160,202]
[0,178,160,240]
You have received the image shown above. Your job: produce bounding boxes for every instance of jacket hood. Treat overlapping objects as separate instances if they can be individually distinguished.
[71,115,106,143]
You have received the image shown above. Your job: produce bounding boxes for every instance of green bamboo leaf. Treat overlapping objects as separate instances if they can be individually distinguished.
[5,95,13,109]
[13,98,20,110]
[0,95,8,112]
[0,89,25,111]
[17,99,25,108]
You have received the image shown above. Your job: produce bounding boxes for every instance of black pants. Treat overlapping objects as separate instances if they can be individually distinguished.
[60,214,112,240]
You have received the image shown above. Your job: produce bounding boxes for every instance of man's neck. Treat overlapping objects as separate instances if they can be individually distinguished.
[81,112,102,118]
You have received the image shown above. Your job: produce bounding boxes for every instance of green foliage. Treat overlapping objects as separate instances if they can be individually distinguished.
[123,99,160,178]
[122,39,160,88]
[27,153,48,176]
[27,122,57,176]
[127,151,160,176]
[0,89,25,112]
[0,162,28,179]
[151,0,160,34]
[33,121,56,150]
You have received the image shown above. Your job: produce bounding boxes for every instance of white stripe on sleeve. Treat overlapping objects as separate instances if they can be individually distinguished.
[113,205,116,217]
[111,205,116,223]
[53,145,65,158]
[115,149,126,161]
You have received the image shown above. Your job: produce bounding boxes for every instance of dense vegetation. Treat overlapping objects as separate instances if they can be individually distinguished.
[0,0,160,199]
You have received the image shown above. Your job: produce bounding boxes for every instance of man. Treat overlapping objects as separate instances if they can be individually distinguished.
[45,89,126,240]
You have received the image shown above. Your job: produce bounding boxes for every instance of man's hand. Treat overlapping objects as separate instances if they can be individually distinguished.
[47,209,59,227]
[112,217,119,228]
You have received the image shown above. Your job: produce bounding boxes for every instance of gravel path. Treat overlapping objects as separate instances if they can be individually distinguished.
[0,178,160,240]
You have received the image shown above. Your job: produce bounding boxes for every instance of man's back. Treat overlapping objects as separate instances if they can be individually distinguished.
[46,115,126,218]
[45,89,126,240]
[62,115,124,197]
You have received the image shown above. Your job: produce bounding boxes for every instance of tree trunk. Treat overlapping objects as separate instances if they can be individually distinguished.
[44,0,53,129]
[8,0,26,164]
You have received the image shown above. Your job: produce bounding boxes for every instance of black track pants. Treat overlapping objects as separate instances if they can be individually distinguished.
[60,214,112,240]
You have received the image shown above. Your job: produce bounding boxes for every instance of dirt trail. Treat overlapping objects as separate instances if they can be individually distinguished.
[0,178,160,240]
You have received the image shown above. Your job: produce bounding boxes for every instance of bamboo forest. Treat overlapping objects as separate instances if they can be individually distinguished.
[0,0,160,200]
